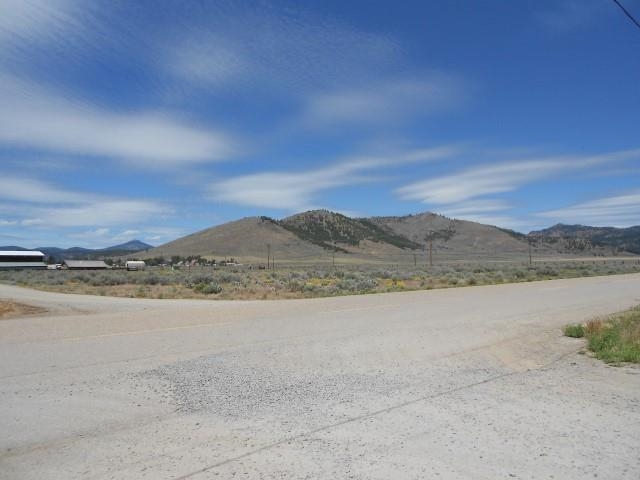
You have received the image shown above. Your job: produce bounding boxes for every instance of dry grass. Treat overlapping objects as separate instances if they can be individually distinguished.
[0,300,45,319]
[584,318,605,336]
[565,306,640,364]
[0,300,15,317]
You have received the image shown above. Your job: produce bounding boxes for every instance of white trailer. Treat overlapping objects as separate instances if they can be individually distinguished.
[126,260,146,271]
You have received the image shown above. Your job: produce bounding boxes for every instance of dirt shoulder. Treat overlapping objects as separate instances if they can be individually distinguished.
[0,300,47,320]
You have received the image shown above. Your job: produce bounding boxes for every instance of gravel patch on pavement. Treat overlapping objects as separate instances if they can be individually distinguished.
[142,354,413,418]
[138,349,508,422]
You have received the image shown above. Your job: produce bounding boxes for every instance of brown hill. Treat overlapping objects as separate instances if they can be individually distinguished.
[369,212,547,261]
[142,216,328,264]
[142,211,612,266]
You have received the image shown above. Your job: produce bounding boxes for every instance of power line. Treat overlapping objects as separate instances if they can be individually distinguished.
[611,0,640,31]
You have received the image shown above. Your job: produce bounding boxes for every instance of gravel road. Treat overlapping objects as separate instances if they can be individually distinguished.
[1,274,639,479]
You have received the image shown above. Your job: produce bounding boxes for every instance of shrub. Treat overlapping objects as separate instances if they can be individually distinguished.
[563,324,585,338]
[194,282,223,294]
[218,272,242,283]
[587,311,640,363]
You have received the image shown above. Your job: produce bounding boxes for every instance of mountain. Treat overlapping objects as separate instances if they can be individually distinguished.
[142,210,561,264]
[280,210,422,252]
[529,224,640,255]
[142,211,434,264]
[107,240,154,252]
[142,217,328,262]
[368,212,554,261]
[1,240,154,260]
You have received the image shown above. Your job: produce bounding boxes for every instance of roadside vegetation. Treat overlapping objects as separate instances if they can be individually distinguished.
[0,259,638,301]
[0,300,45,319]
[564,306,640,364]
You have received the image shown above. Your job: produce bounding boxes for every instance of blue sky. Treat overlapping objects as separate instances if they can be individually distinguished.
[1,0,639,248]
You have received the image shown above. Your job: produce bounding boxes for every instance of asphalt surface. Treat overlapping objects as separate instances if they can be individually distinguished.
[1,275,639,479]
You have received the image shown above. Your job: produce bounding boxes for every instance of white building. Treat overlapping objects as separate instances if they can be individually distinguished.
[0,251,47,269]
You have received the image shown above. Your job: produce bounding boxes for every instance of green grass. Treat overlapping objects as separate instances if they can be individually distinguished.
[563,324,585,338]
[565,306,640,364]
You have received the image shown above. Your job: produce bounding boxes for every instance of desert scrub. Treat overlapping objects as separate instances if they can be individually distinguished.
[564,306,640,363]
[193,282,223,295]
[586,307,640,363]
[563,324,585,338]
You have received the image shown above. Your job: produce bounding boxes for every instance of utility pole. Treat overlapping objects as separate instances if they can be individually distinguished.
[429,239,433,267]
[425,230,435,267]
[267,244,271,269]
[528,241,532,266]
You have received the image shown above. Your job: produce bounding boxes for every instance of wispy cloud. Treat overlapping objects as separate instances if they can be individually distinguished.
[397,160,559,205]
[211,146,457,210]
[0,74,236,167]
[0,176,87,204]
[32,200,167,228]
[161,3,399,92]
[538,191,640,228]
[303,74,463,128]
[166,37,247,88]
[396,149,640,205]
[436,199,513,217]
[0,0,82,57]
[535,0,605,32]
[394,148,640,230]
[0,176,167,228]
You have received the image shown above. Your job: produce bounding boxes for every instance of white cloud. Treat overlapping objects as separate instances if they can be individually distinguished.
[0,74,235,166]
[166,36,247,88]
[303,75,462,128]
[0,176,87,204]
[0,176,168,228]
[161,3,399,92]
[437,199,512,217]
[24,200,167,228]
[21,218,44,227]
[210,146,457,210]
[211,170,356,211]
[397,160,563,205]
[537,192,640,228]
[0,0,81,57]
[394,148,640,230]
[396,149,640,205]
[63,226,177,249]
[69,227,111,240]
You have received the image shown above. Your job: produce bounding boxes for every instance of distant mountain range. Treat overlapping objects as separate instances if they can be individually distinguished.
[0,240,154,260]
[4,214,639,264]
[140,210,640,264]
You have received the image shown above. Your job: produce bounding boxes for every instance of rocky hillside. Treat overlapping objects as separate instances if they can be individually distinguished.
[280,210,421,252]
[529,224,640,255]
[370,212,539,258]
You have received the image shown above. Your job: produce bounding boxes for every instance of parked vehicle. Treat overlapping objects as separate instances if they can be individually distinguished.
[125,260,146,271]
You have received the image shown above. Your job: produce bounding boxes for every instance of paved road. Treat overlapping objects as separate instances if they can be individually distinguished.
[1,275,640,479]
